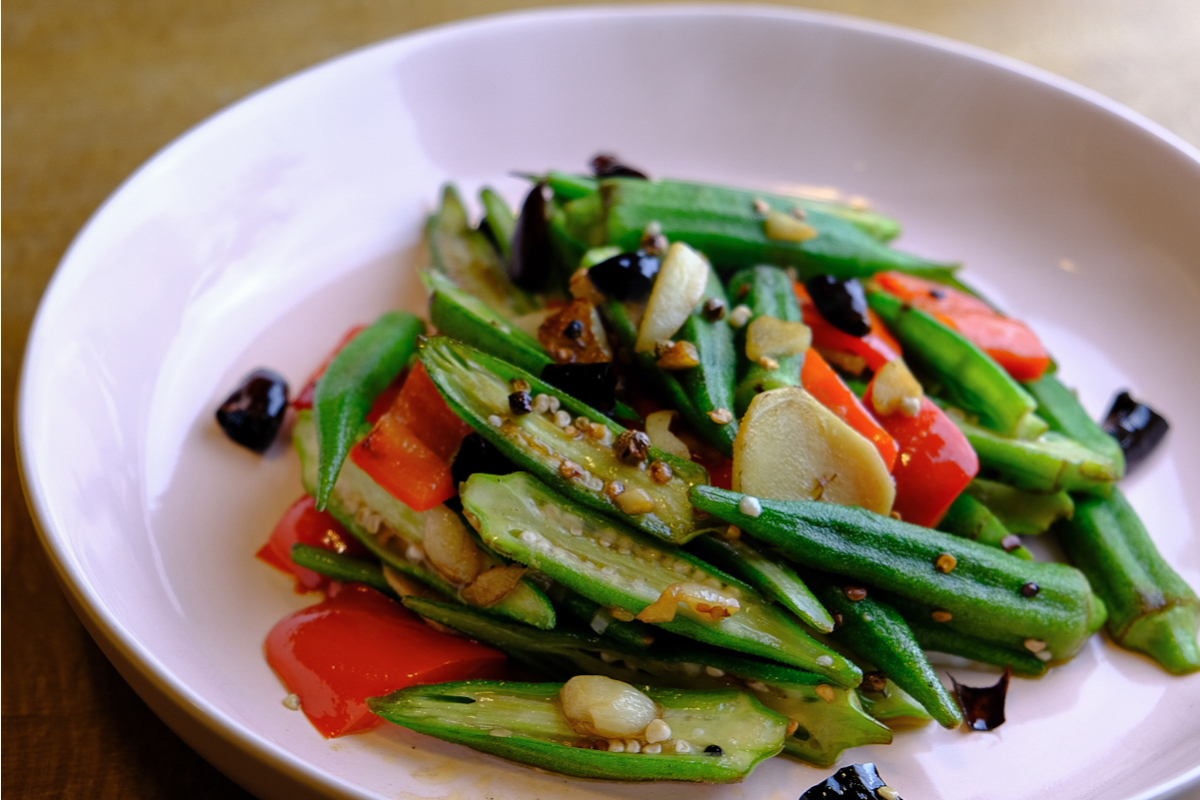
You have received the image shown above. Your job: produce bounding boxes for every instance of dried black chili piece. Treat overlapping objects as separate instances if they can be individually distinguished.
[1103,391,1170,471]
[509,181,555,291]
[216,368,289,453]
[805,275,872,337]
[799,762,899,800]
[590,153,649,180]
[588,250,661,301]
[451,432,518,487]
[950,665,1012,731]
[540,362,618,413]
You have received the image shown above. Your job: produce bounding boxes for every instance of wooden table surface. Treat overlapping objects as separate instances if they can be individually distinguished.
[3,1,1198,797]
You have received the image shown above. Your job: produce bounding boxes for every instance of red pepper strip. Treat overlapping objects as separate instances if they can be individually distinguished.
[801,350,899,472]
[349,363,474,512]
[265,583,507,738]
[350,412,459,512]
[863,384,979,528]
[257,495,371,593]
[872,272,1051,382]
[694,451,733,490]
[386,363,473,461]
[293,325,367,410]
[794,283,901,372]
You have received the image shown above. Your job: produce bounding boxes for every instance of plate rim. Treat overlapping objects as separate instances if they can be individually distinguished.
[15,4,1200,798]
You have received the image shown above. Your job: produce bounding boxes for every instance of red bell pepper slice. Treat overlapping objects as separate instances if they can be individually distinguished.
[349,363,474,512]
[257,495,371,593]
[872,272,1051,382]
[863,383,978,528]
[265,583,507,737]
[794,283,901,373]
[802,350,899,472]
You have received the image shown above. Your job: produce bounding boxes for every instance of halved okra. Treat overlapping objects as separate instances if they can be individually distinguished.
[951,413,1119,496]
[461,472,862,686]
[1057,489,1200,674]
[420,336,708,544]
[293,410,556,628]
[427,183,537,319]
[369,680,788,782]
[938,492,1034,560]
[727,265,806,415]
[403,597,893,767]
[601,255,739,455]
[690,486,1108,662]
[807,575,963,729]
[965,479,1074,535]
[563,178,953,279]
[689,533,835,633]
[1024,374,1126,478]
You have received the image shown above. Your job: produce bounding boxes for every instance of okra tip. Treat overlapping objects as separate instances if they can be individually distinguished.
[1124,604,1200,675]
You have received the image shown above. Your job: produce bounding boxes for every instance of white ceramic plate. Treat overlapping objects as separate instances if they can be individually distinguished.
[18,5,1200,799]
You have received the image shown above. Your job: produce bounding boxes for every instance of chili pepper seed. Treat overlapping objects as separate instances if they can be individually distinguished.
[935,553,958,573]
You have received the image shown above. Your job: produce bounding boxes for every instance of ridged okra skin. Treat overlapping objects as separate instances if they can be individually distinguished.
[403,597,893,767]
[691,486,1107,662]
[588,178,952,280]
[420,336,708,544]
[544,172,904,242]
[938,492,1033,560]
[727,265,806,416]
[461,472,862,686]
[369,681,789,782]
[1057,490,1200,674]
[809,577,963,728]
[1025,374,1126,478]
[293,410,556,628]
[898,605,1048,676]
[965,479,1074,536]
[954,416,1119,496]
[867,290,1041,438]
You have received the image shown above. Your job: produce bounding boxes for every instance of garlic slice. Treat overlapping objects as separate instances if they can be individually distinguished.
[644,410,691,460]
[635,242,708,353]
[733,386,895,515]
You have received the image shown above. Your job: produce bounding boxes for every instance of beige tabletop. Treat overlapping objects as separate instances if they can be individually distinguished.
[3,1,1198,797]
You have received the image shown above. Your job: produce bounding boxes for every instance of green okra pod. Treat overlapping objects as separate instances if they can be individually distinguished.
[369,680,788,782]
[809,576,963,728]
[867,290,1042,438]
[420,336,708,544]
[479,186,516,263]
[579,178,951,278]
[897,604,1049,676]
[689,533,835,633]
[938,492,1033,560]
[427,184,536,318]
[1057,489,1200,674]
[461,472,862,686]
[403,597,893,767]
[952,413,1120,495]
[313,311,425,509]
[1025,374,1126,479]
[424,271,552,375]
[690,485,1108,661]
[289,543,397,597]
[602,257,739,455]
[727,265,806,416]
[965,479,1074,535]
